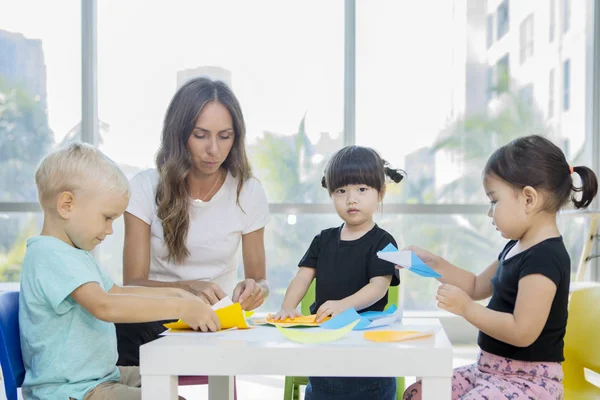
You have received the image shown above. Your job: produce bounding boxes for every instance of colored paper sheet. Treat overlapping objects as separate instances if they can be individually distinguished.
[320,306,401,331]
[163,299,250,331]
[363,329,435,342]
[276,320,359,344]
[254,314,331,327]
[377,244,442,278]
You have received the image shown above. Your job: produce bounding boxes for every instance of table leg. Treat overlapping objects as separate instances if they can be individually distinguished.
[421,376,452,400]
[208,376,234,400]
[141,374,178,400]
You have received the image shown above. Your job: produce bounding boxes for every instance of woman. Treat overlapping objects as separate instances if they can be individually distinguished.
[116,77,270,365]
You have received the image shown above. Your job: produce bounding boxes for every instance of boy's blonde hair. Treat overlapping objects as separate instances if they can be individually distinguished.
[35,142,130,209]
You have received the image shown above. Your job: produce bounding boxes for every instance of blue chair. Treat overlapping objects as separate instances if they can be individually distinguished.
[0,291,25,400]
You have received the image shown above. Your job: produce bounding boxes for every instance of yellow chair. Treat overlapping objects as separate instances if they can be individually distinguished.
[563,286,600,399]
[282,282,405,400]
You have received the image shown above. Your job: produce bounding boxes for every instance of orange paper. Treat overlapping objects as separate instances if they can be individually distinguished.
[263,314,331,327]
[163,302,250,331]
[363,330,434,342]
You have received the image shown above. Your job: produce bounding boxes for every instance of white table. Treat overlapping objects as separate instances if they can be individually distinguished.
[140,318,453,400]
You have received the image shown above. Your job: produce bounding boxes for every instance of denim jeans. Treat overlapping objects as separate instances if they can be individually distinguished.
[305,377,396,400]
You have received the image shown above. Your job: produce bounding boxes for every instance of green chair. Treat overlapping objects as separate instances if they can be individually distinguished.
[282,282,405,400]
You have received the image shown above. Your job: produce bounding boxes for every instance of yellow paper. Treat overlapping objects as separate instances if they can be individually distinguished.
[263,314,331,327]
[276,320,359,344]
[363,330,433,343]
[163,302,249,331]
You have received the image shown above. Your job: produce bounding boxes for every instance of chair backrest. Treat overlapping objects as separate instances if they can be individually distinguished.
[565,286,600,372]
[300,280,399,315]
[0,291,25,400]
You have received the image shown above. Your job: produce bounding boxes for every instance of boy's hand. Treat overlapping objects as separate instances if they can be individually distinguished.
[315,300,349,322]
[436,284,473,317]
[272,308,302,321]
[180,298,221,332]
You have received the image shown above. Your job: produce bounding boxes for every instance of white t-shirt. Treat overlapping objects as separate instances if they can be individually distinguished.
[127,169,270,296]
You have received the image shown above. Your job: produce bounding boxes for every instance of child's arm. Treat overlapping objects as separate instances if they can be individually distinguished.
[71,282,221,331]
[315,275,392,322]
[109,284,205,302]
[437,275,557,347]
[408,245,498,300]
[273,267,315,320]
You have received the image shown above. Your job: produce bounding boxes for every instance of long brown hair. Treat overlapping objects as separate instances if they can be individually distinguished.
[155,77,252,263]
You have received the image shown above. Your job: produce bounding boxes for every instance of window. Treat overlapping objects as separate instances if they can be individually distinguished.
[563,0,570,33]
[519,84,534,108]
[520,14,535,64]
[2,0,596,313]
[549,0,555,41]
[0,1,81,284]
[497,0,510,40]
[549,69,555,118]
[487,14,494,48]
[496,54,510,92]
[97,1,344,205]
[563,59,570,111]
[487,66,494,101]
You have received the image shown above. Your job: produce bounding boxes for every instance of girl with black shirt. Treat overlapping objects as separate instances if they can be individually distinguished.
[274,145,404,400]
[404,135,598,400]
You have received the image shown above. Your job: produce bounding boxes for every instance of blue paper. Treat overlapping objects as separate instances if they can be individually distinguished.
[320,305,400,331]
[377,244,442,278]
[320,308,364,329]
[359,305,397,319]
[380,243,397,253]
[410,252,442,278]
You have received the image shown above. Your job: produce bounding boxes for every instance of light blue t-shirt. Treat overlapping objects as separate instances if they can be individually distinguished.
[19,236,120,400]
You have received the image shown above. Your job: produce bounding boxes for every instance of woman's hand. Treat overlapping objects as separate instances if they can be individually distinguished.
[232,278,264,311]
[180,280,227,305]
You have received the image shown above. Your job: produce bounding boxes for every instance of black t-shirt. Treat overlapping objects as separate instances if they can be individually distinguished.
[298,224,400,314]
[478,237,570,362]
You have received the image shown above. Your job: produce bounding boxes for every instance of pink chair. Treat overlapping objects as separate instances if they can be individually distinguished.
[178,376,237,399]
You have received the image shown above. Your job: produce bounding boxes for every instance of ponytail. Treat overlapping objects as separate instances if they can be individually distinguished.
[384,166,405,183]
[571,166,598,209]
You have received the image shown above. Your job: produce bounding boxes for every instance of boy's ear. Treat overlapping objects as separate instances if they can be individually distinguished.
[521,186,538,211]
[56,191,75,219]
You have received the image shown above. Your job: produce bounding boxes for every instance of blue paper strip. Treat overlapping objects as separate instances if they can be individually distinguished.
[320,305,400,331]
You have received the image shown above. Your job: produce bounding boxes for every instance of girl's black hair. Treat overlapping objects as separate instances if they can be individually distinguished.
[484,135,598,211]
[321,145,405,194]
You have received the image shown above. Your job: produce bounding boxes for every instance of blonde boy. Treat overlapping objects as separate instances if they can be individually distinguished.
[19,143,220,400]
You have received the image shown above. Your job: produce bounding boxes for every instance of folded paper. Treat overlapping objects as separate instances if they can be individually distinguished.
[377,244,442,278]
[320,305,401,331]
[276,320,359,343]
[363,329,435,342]
[163,297,250,331]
